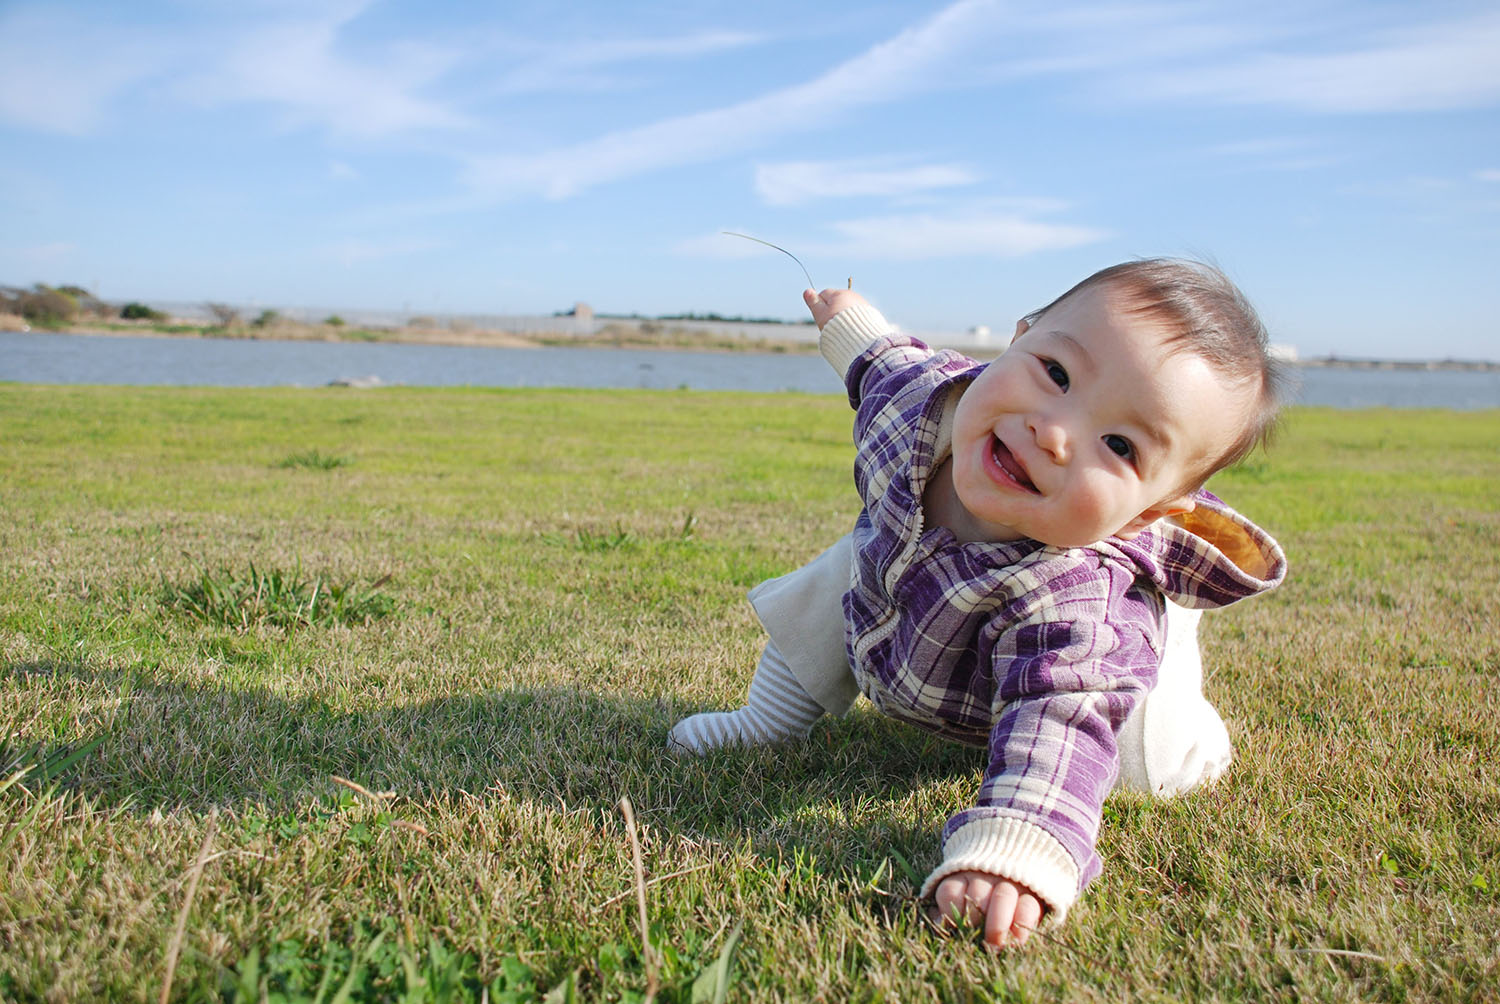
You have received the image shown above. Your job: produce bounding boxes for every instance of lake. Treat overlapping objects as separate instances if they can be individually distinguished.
[3,330,1499,408]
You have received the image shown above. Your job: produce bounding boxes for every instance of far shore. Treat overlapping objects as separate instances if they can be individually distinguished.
[0,312,827,356]
[4,311,1497,370]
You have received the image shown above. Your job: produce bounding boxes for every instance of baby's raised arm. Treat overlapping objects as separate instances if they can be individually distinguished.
[933,871,1044,949]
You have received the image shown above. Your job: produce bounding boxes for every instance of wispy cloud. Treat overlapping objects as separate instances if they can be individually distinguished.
[1476,169,1500,183]
[177,3,469,138]
[682,204,1106,262]
[319,236,445,267]
[6,241,78,264]
[754,159,980,206]
[0,1,469,140]
[1199,136,1339,173]
[1121,9,1500,114]
[457,1,1500,205]
[0,6,169,135]
[460,0,1009,200]
[810,210,1107,260]
[481,30,765,96]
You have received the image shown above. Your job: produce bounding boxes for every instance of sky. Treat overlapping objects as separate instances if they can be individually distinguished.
[2,0,1498,361]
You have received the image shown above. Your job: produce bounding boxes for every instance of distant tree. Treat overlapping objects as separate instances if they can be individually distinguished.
[323,314,345,327]
[252,309,281,328]
[205,302,240,328]
[121,302,167,322]
[18,284,79,326]
[56,284,108,316]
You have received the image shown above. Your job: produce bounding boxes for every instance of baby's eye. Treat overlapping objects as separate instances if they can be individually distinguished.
[1042,360,1069,390]
[1104,434,1135,461]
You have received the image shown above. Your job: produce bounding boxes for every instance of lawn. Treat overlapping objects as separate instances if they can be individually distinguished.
[1,383,1496,1002]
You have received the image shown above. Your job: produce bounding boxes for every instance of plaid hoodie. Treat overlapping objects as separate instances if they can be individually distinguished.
[820,304,1287,922]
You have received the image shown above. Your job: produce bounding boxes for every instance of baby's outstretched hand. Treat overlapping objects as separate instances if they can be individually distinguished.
[803,287,868,331]
[933,871,1044,949]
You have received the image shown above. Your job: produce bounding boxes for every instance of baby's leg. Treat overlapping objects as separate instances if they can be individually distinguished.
[1114,602,1233,797]
[667,639,825,754]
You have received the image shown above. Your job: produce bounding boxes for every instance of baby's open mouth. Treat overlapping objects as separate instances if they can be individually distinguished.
[991,436,1038,493]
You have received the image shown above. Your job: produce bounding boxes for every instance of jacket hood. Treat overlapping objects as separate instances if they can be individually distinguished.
[1101,490,1287,609]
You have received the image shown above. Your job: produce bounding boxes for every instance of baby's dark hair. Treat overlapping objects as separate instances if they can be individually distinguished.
[1027,258,1288,491]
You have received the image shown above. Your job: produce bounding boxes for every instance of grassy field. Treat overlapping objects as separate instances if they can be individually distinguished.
[1,383,1496,1003]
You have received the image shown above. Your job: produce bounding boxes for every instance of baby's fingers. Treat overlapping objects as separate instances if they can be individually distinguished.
[1008,893,1043,947]
[933,874,995,928]
[982,882,1019,948]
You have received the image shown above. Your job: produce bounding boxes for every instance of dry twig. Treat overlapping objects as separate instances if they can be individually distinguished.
[159,810,218,1004]
[1291,947,1389,963]
[332,774,396,801]
[619,796,660,1004]
[595,861,717,912]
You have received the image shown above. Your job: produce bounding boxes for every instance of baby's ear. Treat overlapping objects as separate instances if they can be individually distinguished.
[1115,493,1197,541]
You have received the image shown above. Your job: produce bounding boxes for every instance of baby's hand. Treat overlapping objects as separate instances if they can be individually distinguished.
[803,287,868,330]
[932,871,1045,949]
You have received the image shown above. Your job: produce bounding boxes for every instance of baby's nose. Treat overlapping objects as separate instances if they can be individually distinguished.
[1031,418,1069,462]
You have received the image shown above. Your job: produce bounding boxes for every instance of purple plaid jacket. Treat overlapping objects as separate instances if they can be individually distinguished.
[820,305,1287,919]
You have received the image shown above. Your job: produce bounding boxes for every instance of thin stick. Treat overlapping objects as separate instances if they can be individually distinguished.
[1290,947,1389,963]
[332,775,396,801]
[594,860,717,912]
[159,810,218,1004]
[721,232,816,289]
[619,797,659,1004]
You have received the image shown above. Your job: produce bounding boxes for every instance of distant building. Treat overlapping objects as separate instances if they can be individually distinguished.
[969,324,992,344]
[571,302,594,321]
[1269,343,1299,362]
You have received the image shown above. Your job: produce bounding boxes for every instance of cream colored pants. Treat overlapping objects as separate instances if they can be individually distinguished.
[748,534,1232,797]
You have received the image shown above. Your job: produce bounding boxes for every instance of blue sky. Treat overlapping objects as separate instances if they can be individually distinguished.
[3,0,1498,361]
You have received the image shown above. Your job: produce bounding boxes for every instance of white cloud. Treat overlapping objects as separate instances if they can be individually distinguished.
[319,236,444,267]
[1123,9,1500,113]
[178,4,469,138]
[461,0,1009,200]
[754,159,980,206]
[457,1,1500,205]
[681,206,1106,262]
[1476,169,1500,183]
[484,30,764,96]
[811,211,1107,260]
[0,1,469,140]
[1199,136,1338,173]
[4,241,78,264]
[0,6,169,134]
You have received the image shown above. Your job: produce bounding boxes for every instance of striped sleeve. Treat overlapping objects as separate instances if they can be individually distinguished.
[919,567,1161,924]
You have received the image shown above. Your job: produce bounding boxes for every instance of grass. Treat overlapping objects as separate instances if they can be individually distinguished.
[277,449,354,470]
[162,564,396,630]
[0,384,1496,1002]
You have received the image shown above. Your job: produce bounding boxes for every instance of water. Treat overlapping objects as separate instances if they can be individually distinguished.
[3,330,1499,408]
[0,330,842,394]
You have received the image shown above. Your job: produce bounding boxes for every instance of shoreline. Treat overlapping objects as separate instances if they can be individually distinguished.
[4,316,1498,369]
[1,317,824,356]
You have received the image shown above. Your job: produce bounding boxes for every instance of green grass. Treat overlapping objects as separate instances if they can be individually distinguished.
[1,385,1497,1002]
[162,564,396,630]
[276,449,353,470]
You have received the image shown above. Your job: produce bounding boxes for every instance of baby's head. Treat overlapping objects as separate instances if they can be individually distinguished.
[949,258,1286,548]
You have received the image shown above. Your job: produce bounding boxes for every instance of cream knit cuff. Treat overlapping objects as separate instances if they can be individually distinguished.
[819,303,894,380]
[918,815,1081,928]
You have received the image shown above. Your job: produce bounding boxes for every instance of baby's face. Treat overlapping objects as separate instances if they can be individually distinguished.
[949,284,1253,548]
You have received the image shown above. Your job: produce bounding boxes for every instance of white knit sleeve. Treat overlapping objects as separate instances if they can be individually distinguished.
[819,303,894,381]
[918,815,1081,928]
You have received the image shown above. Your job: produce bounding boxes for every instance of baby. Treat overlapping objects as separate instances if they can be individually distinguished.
[669,259,1287,947]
